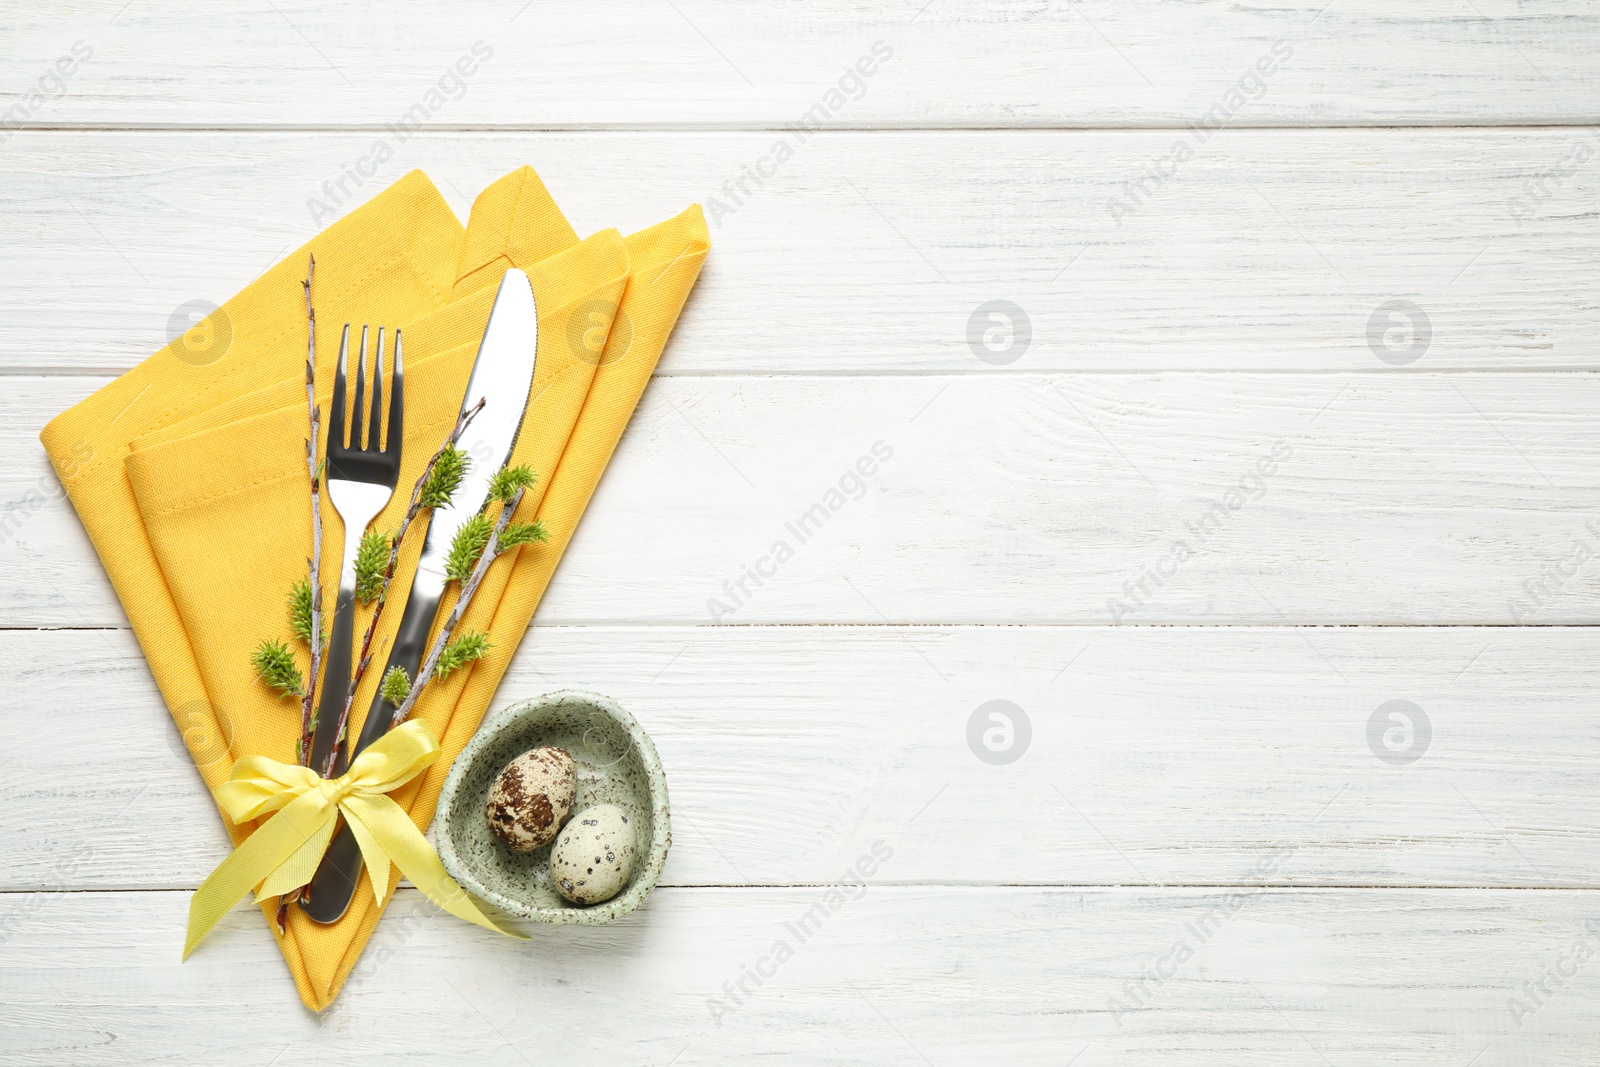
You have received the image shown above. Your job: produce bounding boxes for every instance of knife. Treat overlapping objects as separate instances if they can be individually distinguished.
[301,267,540,924]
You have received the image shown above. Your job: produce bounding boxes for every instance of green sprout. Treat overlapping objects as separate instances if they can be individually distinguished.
[420,445,469,509]
[354,528,391,604]
[379,665,412,706]
[499,520,549,551]
[434,631,491,681]
[444,514,494,583]
[288,578,320,647]
[251,638,306,699]
[487,465,537,505]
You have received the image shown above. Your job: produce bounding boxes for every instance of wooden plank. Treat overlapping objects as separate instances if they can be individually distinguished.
[2,886,1596,1064]
[5,625,1598,890]
[4,129,1600,374]
[3,2,1597,128]
[2,3,1592,1057]
[6,371,1600,627]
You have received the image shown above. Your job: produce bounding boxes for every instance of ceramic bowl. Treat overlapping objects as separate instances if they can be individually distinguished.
[435,689,670,924]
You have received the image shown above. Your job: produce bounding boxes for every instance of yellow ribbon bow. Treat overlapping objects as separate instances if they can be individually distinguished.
[184,719,524,958]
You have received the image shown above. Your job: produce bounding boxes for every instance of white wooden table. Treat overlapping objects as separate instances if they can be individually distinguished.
[3,2,1598,1063]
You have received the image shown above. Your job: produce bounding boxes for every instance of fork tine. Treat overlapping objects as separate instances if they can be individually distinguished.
[352,326,368,449]
[386,329,404,458]
[370,327,385,452]
[330,324,349,450]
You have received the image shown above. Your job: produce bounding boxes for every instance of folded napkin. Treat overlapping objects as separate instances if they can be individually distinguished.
[39,167,708,1010]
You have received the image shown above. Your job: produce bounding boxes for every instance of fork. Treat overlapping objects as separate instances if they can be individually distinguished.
[307,323,404,780]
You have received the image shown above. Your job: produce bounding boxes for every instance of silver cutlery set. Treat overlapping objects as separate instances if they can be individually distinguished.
[301,268,540,923]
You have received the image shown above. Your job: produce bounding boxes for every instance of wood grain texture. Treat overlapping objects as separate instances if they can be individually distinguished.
[3,1,1598,128]
[2,887,1596,1066]
[3,129,1599,374]
[3,0,1598,1052]
[7,372,1600,627]
[4,626,1597,891]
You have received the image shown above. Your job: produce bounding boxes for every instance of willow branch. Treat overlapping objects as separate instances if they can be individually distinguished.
[389,485,526,729]
[317,398,486,778]
[299,254,324,768]
[281,253,324,935]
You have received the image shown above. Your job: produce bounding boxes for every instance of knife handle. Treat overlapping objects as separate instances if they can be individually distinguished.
[300,573,442,923]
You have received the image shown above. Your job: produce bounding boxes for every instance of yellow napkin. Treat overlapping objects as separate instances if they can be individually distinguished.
[39,166,708,1010]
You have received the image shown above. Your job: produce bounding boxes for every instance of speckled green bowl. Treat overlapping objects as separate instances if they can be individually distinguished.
[435,690,670,924]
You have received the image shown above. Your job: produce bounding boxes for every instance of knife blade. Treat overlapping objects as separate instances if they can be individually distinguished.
[301,267,539,923]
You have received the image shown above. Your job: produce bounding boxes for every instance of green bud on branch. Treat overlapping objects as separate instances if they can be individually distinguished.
[354,528,391,604]
[498,520,549,550]
[434,631,491,681]
[379,665,412,706]
[252,638,306,699]
[289,579,321,648]
[488,465,537,505]
[445,513,494,583]
[420,445,469,509]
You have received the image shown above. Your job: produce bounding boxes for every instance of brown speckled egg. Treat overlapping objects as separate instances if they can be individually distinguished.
[549,804,636,905]
[484,747,576,851]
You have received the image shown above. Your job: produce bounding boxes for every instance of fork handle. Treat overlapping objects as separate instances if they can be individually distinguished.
[307,555,361,778]
[300,566,445,924]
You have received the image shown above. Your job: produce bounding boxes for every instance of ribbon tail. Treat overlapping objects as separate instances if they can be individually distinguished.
[184,792,335,959]
[341,795,398,906]
[254,813,337,902]
[347,794,527,940]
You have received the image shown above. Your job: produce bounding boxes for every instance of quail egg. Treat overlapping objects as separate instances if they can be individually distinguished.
[484,746,576,851]
[549,803,636,905]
